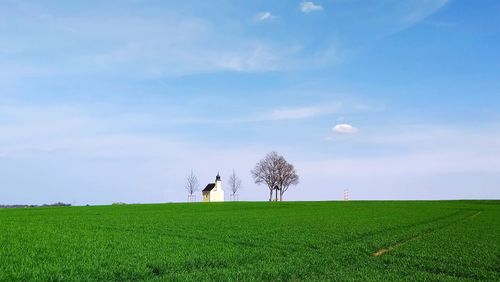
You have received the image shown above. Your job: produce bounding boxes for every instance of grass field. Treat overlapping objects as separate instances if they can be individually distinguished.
[0,201,499,281]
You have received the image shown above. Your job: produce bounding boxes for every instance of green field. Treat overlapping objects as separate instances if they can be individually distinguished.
[0,201,499,281]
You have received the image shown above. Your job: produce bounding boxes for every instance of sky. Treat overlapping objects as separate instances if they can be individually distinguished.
[1,0,499,205]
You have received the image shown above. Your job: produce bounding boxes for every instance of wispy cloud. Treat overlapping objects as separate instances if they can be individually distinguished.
[0,0,454,80]
[253,103,342,122]
[268,107,324,120]
[254,12,276,22]
[73,16,289,75]
[404,0,450,24]
[153,103,343,125]
[164,99,382,125]
[318,124,500,175]
[300,2,323,13]
[166,105,337,125]
[0,12,298,78]
[211,44,289,72]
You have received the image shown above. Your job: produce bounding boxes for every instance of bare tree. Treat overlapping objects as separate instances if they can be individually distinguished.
[251,151,291,201]
[228,170,242,201]
[276,159,299,201]
[185,171,199,202]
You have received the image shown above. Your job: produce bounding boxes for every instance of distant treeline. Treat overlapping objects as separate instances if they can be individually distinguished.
[0,202,71,209]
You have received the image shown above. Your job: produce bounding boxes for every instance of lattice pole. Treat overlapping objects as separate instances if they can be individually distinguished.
[343,189,349,201]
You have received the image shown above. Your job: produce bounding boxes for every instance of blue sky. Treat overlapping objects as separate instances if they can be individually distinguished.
[1,0,499,204]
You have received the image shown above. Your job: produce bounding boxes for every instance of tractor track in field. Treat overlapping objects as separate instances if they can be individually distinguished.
[372,210,482,257]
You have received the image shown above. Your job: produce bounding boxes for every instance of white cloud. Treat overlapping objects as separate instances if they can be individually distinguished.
[255,12,276,22]
[333,123,358,134]
[300,2,323,13]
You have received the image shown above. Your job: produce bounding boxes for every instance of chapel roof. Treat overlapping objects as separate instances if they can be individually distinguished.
[203,183,216,192]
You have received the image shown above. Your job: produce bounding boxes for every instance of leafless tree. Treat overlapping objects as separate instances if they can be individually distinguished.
[185,171,199,201]
[228,170,242,200]
[251,151,298,201]
[276,159,299,201]
[251,151,280,201]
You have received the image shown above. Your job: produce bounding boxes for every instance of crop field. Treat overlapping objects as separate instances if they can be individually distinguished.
[0,201,499,281]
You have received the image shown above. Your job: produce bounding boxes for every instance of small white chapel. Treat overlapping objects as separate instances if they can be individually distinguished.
[202,173,225,202]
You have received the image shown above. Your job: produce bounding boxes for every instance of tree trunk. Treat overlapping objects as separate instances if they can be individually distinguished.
[279,190,283,202]
[269,189,273,202]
